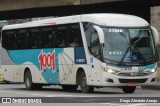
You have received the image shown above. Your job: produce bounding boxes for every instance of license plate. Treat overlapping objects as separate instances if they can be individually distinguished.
[128,82,138,86]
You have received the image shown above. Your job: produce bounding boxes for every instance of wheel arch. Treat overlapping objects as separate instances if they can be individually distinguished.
[75,65,92,85]
[76,67,87,85]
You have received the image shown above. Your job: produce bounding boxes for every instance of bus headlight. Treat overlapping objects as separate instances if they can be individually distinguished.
[150,68,157,73]
[102,67,119,74]
[108,69,114,73]
[147,68,157,74]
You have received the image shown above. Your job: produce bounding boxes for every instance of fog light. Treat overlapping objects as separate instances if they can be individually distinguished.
[151,78,156,82]
[106,78,114,83]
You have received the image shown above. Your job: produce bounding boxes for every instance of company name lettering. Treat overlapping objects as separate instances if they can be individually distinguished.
[38,50,56,72]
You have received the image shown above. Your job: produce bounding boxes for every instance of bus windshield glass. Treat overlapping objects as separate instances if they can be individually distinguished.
[102,27,156,66]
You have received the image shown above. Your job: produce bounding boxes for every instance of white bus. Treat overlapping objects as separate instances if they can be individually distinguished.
[1,14,159,93]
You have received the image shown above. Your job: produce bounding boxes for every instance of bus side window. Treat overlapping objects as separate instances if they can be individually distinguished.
[83,22,101,59]
[57,25,67,47]
[90,31,101,59]
[2,30,17,50]
[17,29,27,49]
[28,28,39,49]
[41,26,57,48]
[82,22,95,51]
[68,24,83,47]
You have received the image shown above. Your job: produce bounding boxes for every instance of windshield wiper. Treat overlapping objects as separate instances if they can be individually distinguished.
[118,47,130,66]
[103,58,120,65]
[118,30,132,65]
[131,43,147,63]
[119,29,146,64]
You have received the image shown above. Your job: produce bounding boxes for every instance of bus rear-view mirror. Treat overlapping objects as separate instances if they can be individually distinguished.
[93,25,105,44]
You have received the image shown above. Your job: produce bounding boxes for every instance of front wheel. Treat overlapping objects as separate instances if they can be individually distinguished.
[80,72,94,93]
[122,86,136,93]
[24,71,42,90]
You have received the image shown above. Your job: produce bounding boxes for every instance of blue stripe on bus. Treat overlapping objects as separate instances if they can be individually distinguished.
[8,48,63,84]
[107,63,156,73]
[107,63,156,68]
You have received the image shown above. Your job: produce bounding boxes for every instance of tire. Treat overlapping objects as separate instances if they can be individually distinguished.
[122,86,136,93]
[80,72,94,93]
[62,85,78,91]
[24,71,42,90]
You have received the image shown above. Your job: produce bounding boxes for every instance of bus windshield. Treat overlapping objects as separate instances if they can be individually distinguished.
[102,27,156,66]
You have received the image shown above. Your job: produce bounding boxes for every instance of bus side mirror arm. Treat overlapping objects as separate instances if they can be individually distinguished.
[93,25,105,44]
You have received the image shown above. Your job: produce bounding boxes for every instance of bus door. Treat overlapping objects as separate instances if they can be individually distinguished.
[90,31,102,86]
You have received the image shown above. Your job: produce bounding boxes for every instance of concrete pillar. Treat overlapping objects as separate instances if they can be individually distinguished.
[0,0,125,11]
[151,6,160,32]
[151,6,160,83]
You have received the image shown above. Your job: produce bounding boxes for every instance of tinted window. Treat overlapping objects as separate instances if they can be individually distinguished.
[17,29,27,49]
[28,28,40,49]
[2,30,17,50]
[56,25,68,47]
[68,24,83,47]
[2,23,83,50]
[83,23,95,51]
[41,26,58,48]
[91,31,101,59]
[83,22,102,59]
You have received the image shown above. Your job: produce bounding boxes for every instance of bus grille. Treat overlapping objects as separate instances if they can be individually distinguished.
[117,72,149,77]
[118,78,148,83]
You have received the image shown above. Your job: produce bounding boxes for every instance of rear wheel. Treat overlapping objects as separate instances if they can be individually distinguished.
[62,85,78,91]
[122,86,136,93]
[24,71,42,90]
[80,72,94,93]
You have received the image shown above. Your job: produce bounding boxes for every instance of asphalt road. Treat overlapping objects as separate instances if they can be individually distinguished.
[0,83,160,106]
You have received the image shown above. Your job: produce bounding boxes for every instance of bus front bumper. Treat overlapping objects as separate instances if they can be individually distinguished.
[101,71,157,87]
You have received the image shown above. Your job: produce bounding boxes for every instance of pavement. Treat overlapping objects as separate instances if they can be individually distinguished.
[0,84,160,105]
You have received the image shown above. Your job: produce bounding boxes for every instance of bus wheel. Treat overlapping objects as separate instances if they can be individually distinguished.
[80,72,94,93]
[122,86,136,93]
[62,85,78,91]
[24,71,42,90]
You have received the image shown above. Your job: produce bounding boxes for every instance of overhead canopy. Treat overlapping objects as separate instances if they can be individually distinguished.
[0,0,159,21]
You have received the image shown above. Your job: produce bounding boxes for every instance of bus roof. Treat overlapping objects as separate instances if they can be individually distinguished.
[2,13,149,30]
